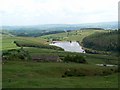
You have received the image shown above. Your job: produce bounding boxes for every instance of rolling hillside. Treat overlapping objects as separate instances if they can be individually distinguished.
[41,30,108,43]
[82,30,118,52]
[2,29,119,88]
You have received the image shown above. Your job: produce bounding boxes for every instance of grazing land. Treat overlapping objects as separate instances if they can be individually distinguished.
[41,30,109,43]
[3,61,118,88]
[2,29,119,88]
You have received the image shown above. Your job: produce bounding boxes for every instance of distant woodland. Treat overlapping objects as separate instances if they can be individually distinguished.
[82,30,119,52]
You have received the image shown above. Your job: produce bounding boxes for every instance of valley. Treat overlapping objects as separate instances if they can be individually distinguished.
[1,28,119,88]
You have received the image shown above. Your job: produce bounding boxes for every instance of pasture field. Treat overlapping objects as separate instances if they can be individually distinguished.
[2,47,119,88]
[2,29,119,88]
[2,60,118,88]
[24,47,118,65]
[1,30,108,51]
[1,35,48,50]
[2,35,19,50]
[41,30,109,43]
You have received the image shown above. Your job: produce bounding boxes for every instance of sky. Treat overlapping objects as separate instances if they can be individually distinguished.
[0,0,119,26]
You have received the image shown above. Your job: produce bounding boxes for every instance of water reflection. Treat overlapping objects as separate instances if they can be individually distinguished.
[50,41,85,53]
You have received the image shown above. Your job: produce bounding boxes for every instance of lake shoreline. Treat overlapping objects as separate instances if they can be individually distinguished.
[49,41,85,53]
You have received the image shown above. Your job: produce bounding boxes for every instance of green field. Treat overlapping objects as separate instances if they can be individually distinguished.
[41,30,109,43]
[1,35,48,50]
[2,29,119,88]
[2,61,118,88]
[24,47,118,65]
[2,35,19,50]
[1,30,108,50]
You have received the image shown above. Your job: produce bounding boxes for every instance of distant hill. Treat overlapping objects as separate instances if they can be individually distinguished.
[2,21,117,31]
[80,28,104,30]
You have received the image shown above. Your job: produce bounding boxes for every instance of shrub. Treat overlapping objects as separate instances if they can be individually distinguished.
[2,48,31,61]
[62,67,118,77]
[64,54,87,63]
[63,68,86,77]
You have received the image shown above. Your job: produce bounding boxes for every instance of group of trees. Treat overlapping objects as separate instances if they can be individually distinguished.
[82,30,119,52]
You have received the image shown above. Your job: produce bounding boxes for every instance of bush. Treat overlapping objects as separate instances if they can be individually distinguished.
[62,67,118,77]
[64,54,87,63]
[63,68,86,77]
[2,48,31,61]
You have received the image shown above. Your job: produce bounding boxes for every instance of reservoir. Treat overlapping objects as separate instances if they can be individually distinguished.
[49,41,85,53]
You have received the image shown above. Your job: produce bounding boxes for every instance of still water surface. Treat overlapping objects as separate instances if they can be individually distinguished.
[50,41,85,53]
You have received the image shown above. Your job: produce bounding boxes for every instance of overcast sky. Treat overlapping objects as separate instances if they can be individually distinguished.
[0,0,119,26]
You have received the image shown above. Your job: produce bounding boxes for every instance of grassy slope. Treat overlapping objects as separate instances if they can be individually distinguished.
[2,30,119,88]
[2,47,118,88]
[0,33,2,50]
[82,30,118,51]
[2,35,19,50]
[2,30,108,50]
[24,47,118,65]
[0,32,2,88]
[3,61,118,88]
[41,30,108,43]
[1,35,48,50]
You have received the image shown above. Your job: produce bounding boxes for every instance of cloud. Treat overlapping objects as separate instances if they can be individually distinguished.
[0,0,119,25]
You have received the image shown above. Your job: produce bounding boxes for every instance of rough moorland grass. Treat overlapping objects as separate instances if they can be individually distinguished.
[2,61,118,88]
